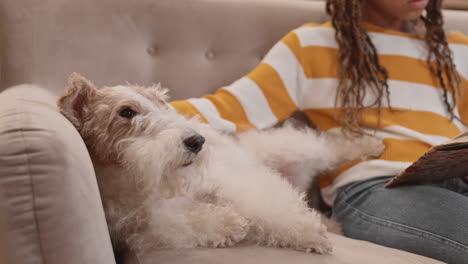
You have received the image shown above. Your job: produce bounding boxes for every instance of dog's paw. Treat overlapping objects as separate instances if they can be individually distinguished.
[210,207,250,248]
[191,205,249,248]
[301,235,333,254]
[268,211,333,254]
[295,220,333,254]
[354,135,386,159]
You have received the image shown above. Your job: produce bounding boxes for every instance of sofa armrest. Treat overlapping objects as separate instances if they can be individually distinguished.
[0,85,115,264]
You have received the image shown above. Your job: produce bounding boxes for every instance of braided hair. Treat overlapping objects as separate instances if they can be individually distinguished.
[325,0,462,136]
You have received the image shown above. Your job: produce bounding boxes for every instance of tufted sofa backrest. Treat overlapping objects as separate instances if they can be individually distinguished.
[0,0,328,100]
[1,0,467,100]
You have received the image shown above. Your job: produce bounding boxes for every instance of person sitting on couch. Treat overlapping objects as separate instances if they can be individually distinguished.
[171,0,468,263]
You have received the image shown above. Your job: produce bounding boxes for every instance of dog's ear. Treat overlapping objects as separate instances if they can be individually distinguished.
[147,83,170,102]
[57,72,97,129]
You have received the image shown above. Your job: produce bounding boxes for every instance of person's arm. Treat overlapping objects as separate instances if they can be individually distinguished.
[171,29,307,133]
[458,79,468,128]
[450,32,468,128]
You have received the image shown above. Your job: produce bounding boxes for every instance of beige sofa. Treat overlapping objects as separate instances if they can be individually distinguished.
[444,0,468,10]
[1,0,466,263]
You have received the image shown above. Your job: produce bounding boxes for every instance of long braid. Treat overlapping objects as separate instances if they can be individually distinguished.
[327,0,390,136]
[423,0,462,121]
[326,0,462,136]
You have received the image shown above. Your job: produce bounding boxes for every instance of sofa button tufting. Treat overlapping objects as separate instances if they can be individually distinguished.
[205,50,215,60]
[147,46,158,55]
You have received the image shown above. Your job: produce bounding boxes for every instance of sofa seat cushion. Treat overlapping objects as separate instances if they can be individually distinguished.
[126,233,442,264]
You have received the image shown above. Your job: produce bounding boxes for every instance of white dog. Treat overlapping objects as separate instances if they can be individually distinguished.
[57,73,384,260]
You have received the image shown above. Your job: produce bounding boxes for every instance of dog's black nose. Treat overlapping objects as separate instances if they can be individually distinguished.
[183,135,205,154]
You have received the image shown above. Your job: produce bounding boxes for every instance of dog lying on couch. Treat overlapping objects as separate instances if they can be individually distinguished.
[57,73,384,259]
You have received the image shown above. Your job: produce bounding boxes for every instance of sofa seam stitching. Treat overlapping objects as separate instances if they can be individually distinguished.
[19,102,47,264]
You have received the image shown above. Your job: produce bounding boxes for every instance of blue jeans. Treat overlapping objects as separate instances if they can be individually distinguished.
[332,176,468,264]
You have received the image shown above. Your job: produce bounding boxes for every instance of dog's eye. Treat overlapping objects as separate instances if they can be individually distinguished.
[119,108,137,119]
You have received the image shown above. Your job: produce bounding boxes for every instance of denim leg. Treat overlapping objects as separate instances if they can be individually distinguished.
[332,176,468,264]
[434,177,468,196]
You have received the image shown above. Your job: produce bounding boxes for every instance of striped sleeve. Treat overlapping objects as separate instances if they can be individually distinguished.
[170,30,307,132]
[457,75,468,125]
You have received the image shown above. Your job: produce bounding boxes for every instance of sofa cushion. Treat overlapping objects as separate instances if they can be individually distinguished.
[0,85,444,264]
[0,0,328,100]
[125,233,442,264]
[0,85,115,264]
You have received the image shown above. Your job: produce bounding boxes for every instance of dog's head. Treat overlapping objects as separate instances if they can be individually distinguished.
[58,73,207,193]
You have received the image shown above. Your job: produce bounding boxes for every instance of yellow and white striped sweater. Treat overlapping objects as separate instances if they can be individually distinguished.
[171,22,468,206]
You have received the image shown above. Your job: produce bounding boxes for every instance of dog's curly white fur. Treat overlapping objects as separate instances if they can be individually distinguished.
[57,73,385,259]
